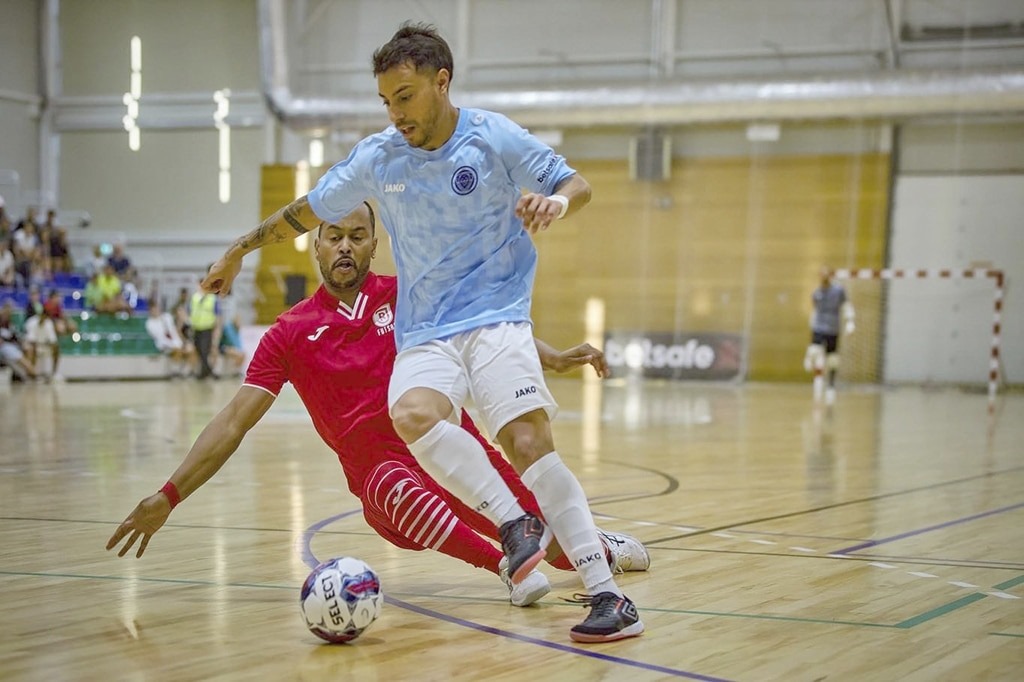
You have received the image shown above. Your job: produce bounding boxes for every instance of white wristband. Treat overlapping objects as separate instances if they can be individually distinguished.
[548,194,569,219]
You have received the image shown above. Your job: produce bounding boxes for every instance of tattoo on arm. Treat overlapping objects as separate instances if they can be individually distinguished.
[230,198,311,255]
[283,205,310,235]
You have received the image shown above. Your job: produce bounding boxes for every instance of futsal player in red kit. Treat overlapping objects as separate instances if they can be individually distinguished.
[106,202,649,606]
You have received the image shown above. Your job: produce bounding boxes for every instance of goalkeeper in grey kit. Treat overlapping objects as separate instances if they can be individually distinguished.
[804,267,855,405]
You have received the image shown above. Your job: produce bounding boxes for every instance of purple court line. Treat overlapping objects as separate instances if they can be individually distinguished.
[850,552,1024,569]
[832,501,1024,555]
[303,511,732,682]
[730,529,866,542]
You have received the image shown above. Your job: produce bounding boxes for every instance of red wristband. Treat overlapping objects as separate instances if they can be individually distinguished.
[159,481,181,509]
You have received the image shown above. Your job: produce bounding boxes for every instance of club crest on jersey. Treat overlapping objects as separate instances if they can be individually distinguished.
[373,303,395,336]
[451,166,478,196]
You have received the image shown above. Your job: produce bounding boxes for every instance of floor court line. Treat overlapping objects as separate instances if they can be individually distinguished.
[643,466,1024,547]
[301,512,732,682]
[833,501,1024,555]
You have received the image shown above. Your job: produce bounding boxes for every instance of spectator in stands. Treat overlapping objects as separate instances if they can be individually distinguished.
[121,266,141,309]
[0,240,16,287]
[24,286,44,319]
[217,312,246,377]
[108,243,132,277]
[189,280,220,380]
[44,289,78,336]
[0,300,37,381]
[87,244,107,278]
[0,196,10,243]
[24,302,61,382]
[12,219,40,285]
[171,287,192,346]
[49,227,72,274]
[14,206,39,233]
[145,300,193,378]
[84,263,131,314]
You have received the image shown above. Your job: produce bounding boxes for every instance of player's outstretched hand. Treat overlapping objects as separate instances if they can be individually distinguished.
[548,342,610,378]
[105,494,172,558]
[844,320,856,335]
[202,255,243,295]
[515,193,562,234]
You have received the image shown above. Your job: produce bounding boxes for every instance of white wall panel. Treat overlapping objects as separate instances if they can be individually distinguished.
[887,175,1024,384]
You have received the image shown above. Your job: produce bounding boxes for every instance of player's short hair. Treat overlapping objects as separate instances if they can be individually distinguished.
[372,22,453,82]
[318,201,375,236]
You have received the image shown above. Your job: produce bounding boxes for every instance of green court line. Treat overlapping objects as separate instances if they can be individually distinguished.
[989,632,1024,639]
[994,574,1024,591]
[893,593,988,629]
[889,573,1024,629]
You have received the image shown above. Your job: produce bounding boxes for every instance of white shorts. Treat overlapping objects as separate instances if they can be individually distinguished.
[388,321,558,438]
[24,317,57,345]
[153,336,184,353]
[0,342,24,363]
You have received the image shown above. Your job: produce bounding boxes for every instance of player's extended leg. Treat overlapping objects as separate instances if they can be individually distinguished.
[440,422,650,575]
[498,412,644,642]
[361,460,550,606]
[389,344,551,587]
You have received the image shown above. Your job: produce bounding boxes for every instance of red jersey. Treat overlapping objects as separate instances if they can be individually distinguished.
[245,273,412,495]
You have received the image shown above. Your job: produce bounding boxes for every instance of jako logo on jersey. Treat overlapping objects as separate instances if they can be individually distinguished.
[514,385,537,399]
[451,166,478,195]
[307,325,329,341]
[373,303,395,336]
[384,183,405,193]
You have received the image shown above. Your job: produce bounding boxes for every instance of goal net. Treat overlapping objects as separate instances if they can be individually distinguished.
[832,269,1003,404]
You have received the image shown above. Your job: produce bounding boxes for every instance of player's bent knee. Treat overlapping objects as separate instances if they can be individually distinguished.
[390,389,452,443]
[363,460,423,513]
[497,417,555,469]
[826,353,841,370]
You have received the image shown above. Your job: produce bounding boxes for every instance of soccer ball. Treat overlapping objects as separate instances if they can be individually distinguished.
[300,556,384,643]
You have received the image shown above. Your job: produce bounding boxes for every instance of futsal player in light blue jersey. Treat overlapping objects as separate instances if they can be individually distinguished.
[204,22,643,643]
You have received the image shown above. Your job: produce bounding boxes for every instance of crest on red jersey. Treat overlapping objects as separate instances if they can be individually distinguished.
[372,304,394,328]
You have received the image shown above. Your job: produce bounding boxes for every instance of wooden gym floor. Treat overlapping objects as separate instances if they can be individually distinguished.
[0,377,1021,681]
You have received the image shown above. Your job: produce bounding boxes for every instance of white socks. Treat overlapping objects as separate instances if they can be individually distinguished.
[522,452,621,597]
[407,420,525,528]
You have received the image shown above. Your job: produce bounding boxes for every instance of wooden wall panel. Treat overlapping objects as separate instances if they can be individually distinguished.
[255,165,318,324]
[531,154,890,381]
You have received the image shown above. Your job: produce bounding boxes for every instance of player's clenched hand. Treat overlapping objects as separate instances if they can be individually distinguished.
[202,256,242,295]
[105,494,172,558]
[515,193,561,234]
[548,343,610,378]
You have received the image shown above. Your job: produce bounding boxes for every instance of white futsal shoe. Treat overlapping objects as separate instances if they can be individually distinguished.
[499,556,551,607]
[597,529,651,573]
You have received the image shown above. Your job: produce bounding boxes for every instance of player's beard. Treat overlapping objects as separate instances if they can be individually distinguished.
[320,257,369,294]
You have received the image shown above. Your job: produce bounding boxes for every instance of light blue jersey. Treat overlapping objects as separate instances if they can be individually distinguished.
[307,107,576,351]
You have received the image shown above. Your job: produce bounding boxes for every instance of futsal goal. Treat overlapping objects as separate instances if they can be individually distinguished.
[832,268,1004,408]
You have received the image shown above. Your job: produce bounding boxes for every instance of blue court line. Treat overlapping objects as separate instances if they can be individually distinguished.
[832,501,1024,555]
[302,512,733,682]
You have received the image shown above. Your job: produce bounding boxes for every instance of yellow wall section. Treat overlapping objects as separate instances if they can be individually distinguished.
[530,154,890,382]
[255,165,319,324]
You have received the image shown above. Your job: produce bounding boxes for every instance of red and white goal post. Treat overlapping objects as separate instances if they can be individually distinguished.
[831,268,1005,410]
